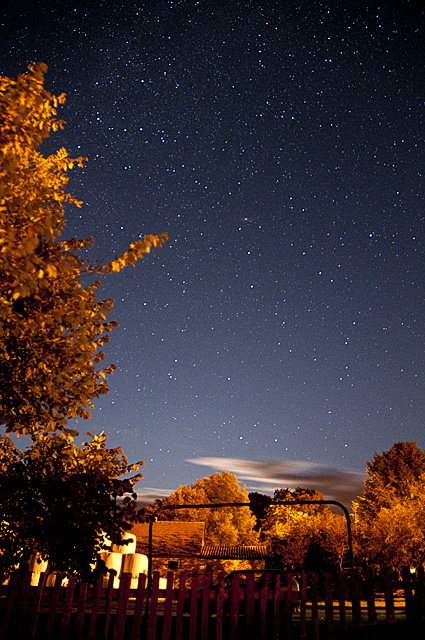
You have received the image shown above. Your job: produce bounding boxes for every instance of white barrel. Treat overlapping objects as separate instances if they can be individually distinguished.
[122,553,148,588]
[111,533,136,555]
[100,552,122,588]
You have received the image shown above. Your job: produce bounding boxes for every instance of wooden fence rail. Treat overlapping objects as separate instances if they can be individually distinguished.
[0,567,424,640]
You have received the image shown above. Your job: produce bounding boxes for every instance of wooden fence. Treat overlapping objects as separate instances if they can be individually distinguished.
[0,567,424,640]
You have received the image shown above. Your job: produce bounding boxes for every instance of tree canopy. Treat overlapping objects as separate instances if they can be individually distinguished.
[353,442,425,572]
[154,471,259,547]
[0,431,144,578]
[353,441,425,521]
[0,62,167,437]
[0,63,167,576]
[259,487,350,571]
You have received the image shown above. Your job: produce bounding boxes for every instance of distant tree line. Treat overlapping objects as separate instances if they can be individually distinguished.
[247,441,425,574]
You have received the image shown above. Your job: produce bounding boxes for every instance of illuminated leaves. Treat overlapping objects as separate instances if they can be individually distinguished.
[0,432,145,578]
[155,471,259,547]
[0,63,167,435]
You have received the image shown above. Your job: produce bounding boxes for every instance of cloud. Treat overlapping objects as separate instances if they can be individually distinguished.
[135,487,173,507]
[187,457,366,509]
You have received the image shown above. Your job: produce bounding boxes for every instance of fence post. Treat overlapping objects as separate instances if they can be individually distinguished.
[350,569,362,627]
[87,572,105,640]
[416,566,425,621]
[402,566,415,622]
[324,572,334,640]
[364,568,377,626]
[383,569,396,624]
[311,572,319,640]
[336,570,347,640]
[130,572,148,640]
[60,574,76,640]
[112,573,132,640]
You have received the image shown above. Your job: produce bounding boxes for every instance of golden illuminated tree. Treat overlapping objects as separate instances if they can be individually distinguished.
[353,442,425,572]
[155,471,259,547]
[0,63,166,576]
[0,62,167,436]
[260,488,350,571]
[0,431,146,579]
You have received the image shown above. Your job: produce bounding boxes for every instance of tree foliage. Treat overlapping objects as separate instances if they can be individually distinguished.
[0,431,144,579]
[260,487,350,571]
[154,471,259,547]
[353,442,425,572]
[0,63,167,577]
[353,442,425,521]
[0,62,167,436]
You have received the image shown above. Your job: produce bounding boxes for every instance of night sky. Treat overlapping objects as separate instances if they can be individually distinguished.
[1,1,424,506]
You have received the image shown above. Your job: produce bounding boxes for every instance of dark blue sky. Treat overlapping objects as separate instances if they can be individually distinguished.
[1,0,424,505]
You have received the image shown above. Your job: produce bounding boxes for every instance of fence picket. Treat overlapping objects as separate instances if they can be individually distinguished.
[130,572,147,640]
[74,582,88,640]
[311,572,319,640]
[417,566,425,621]
[174,571,187,640]
[299,571,308,640]
[383,569,396,623]
[350,569,362,627]
[215,573,225,640]
[259,573,268,640]
[0,569,19,639]
[60,574,76,640]
[87,573,105,640]
[402,566,415,622]
[324,572,334,640]
[245,572,256,640]
[102,571,116,640]
[162,571,175,640]
[200,571,211,640]
[336,570,347,640]
[0,566,423,640]
[146,572,160,640]
[45,573,64,640]
[112,572,131,640]
[188,570,199,640]
[15,569,31,640]
[28,571,47,640]
[272,573,280,640]
[364,569,377,626]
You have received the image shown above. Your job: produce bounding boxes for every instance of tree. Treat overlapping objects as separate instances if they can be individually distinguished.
[0,431,144,579]
[260,487,349,571]
[353,442,425,521]
[154,471,259,547]
[0,63,167,576]
[248,491,272,530]
[0,62,167,436]
[353,442,425,572]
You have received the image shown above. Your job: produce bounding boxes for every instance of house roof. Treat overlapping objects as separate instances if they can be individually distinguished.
[131,521,269,560]
[131,521,205,557]
[199,545,269,559]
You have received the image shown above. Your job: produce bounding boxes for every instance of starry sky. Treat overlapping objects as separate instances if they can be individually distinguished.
[1,0,424,507]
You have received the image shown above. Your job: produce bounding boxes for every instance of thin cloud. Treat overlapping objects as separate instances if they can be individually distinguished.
[188,457,366,508]
[136,487,173,507]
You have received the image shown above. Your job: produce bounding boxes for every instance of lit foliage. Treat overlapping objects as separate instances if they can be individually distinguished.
[260,488,349,571]
[353,442,425,572]
[0,63,166,577]
[0,63,167,436]
[154,471,259,547]
[0,431,144,579]
[353,441,425,520]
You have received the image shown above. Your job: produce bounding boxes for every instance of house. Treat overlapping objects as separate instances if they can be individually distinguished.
[130,521,269,577]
